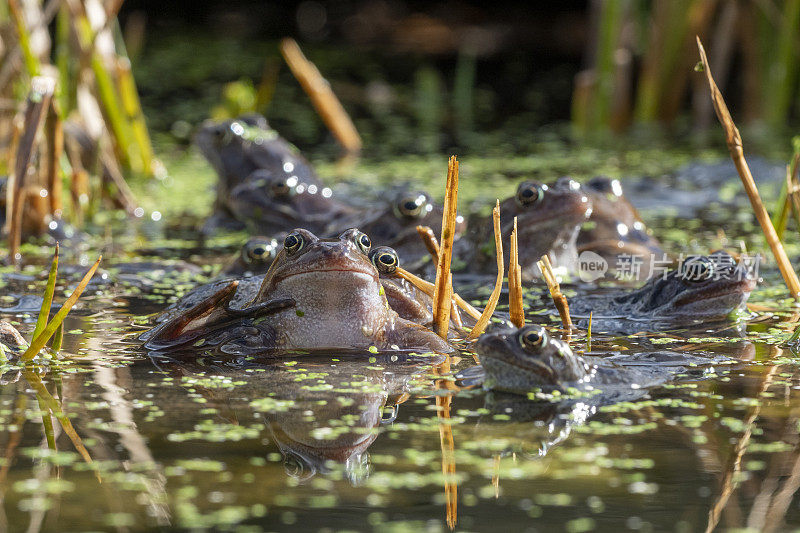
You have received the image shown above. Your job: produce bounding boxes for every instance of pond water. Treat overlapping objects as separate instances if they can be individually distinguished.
[1,155,799,532]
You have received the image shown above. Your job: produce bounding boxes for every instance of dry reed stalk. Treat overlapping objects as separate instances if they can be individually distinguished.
[775,153,800,237]
[44,104,64,217]
[4,118,22,228]
[100,147,139,214]
[697,38,800,298]
[279,38,362,154]
[395,267,481,321]
[411,225,464,324]
[537,255,574,331]
[8,77,55,266]
[508,217,525,328]
[467,201,504,341]
[432,156,460,338]
[416,225,441,262]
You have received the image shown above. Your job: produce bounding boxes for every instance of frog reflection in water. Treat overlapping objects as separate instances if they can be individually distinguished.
[195,114,328,234]
[155,354,441,483]
[577,176,664,275]
[471,177,592,280]
[141,229,452,355]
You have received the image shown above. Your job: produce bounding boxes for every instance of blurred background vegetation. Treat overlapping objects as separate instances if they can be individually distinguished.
[1,0,799,240]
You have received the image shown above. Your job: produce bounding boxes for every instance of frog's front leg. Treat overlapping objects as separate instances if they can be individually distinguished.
[141,280,294,351]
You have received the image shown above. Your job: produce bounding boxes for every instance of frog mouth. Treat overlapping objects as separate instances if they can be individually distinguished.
[273,266,378,284]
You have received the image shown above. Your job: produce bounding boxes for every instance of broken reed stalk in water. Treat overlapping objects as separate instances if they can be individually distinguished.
[413,225,462,326]
[537,255,574,331]
[468,201,504,340]
[432,156,460,339]
[416,225,442,262]
[696,37,800,299]
[21,254,102,363]
[279,38,362,155]
[508,217,525,328]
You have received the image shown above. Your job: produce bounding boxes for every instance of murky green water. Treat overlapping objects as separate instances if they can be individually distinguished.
[2,154,799,532]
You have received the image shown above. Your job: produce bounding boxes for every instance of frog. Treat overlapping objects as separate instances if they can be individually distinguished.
[195,114,324,235]
[577,176,665,277]
[226,168,356,236]
[474,324,731,396]
[218,235,281,278]
[140,229,453,355]
[569,251,756,332]
[467,177,592,280]
[339,189,466,273]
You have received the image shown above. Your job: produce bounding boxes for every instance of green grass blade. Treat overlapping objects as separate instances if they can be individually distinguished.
[32,244,59,342]
[21,256,101,363]
[8,0,41,78]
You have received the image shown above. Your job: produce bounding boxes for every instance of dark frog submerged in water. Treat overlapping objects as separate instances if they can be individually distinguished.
[569,251,756,332]
[475,325,730,396]
[141,229,452,355]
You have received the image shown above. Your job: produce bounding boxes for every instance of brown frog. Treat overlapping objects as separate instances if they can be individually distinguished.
[344,190,466,273]
[577,176,665,276]
[470,177,592,280]
[141,229,452,355]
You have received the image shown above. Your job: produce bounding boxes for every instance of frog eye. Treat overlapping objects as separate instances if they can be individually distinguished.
[353,232,371,254]
[516,182,545,206]
[679,256,714,282]
[283,232,304,255]
[244,239,276,263]
[269,177,294,198]
[518,326,547,351]
[212,125,233,144]
[370,247,399,274]
[395,193,428,219]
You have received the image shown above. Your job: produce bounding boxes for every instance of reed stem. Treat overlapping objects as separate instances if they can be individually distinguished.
[468,201,504,340]
[280,38,362,154]
[432,156,459,338]
[697,37,800,299]
[508,217,525,328]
